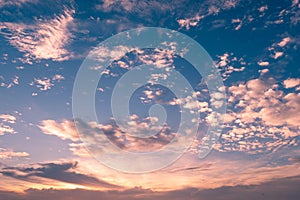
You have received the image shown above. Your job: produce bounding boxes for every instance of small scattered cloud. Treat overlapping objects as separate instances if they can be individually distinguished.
[216,52,246,80]
[30,74,65,92]
[258,5,268,12]
[33,78,53,91]
[0,76,19,89]
[177,15,204,30]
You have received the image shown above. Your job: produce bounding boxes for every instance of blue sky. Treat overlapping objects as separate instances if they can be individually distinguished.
[0,0,300,199]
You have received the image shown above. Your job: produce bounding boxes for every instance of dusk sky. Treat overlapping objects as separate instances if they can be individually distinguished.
[0,0,300,199]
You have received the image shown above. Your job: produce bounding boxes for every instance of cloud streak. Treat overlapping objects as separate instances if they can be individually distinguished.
[0,161,120,189]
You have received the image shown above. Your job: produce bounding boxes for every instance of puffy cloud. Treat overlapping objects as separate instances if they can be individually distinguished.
[283,78,300,88]
[257,61,269,66]
[213,78,300,154]
[259,68,269,76]
[0,9,74,61]
[273,52,283,59]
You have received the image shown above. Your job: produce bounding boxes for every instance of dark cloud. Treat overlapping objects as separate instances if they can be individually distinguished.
[1,175,300,200]
[168,163,213,173]
[0,161,120,189]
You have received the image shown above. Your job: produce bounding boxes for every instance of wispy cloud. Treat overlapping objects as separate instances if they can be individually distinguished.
[38,119,78,141]
[0,148,29,159]
[0,9,74,62]
[0,0,36,7]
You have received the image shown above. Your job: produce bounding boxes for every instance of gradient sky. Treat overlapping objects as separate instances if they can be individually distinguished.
[0,0,300,199]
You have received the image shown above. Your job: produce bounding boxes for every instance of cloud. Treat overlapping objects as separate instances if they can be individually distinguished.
[0,161,120,189]
[80,119,177,153]
[0,114,16,124]
[33,78,53,91]
[177,15,204,30]
[283,78,300,88]
[257,61,269,66]
[0,9,74,61]
[38,119,79,141]
[30,74,65,92]
[259,68,269,76]
[0,76,19,89]
[0,148,29,159]
[212,78,300,154]
[0,0,36,7]
[273,51,283,59]
[0,114,16,135]
[278,37,291,47]
[216,52,246,80]
[176,0,240,30]
[1,175,300,200]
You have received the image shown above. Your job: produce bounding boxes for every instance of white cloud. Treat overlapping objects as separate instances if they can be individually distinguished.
[0,9,74,61]
[259,68,269,76]
[283,78,300,88]
[257,61,269,66]
[278,37,291,47]
[273,52,283,59]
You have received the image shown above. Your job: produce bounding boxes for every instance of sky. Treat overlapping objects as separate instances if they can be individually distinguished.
[0,0,300,199]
